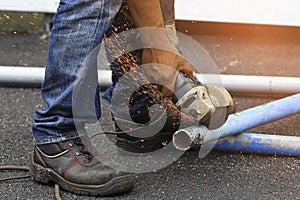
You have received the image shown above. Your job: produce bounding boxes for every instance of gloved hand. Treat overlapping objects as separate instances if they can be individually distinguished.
[126,0,195,97]
[142,48,194,97]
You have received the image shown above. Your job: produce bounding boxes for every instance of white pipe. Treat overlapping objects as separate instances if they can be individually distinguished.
[0,66,112,88]
[1,66,300,95]
[197,74,300,95]
[0,66,45,86]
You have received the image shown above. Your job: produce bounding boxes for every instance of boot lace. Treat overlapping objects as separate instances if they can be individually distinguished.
[73,138,94,161]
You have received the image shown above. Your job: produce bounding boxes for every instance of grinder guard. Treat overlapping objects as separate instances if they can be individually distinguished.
[174,73,235,129]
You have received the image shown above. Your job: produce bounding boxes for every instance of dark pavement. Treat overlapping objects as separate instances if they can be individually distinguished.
[0,23,300,199]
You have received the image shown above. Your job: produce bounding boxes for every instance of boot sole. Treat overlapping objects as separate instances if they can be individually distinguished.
[29,161,135,196]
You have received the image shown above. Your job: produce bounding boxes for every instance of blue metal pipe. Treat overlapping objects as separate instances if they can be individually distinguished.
[173,93,300,156]
[213,132,300,157]
[207,93,300,141]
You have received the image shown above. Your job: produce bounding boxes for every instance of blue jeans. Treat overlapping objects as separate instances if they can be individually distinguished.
[32,0,123,144]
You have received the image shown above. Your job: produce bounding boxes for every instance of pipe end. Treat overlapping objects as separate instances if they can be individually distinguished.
[173,129,194,151]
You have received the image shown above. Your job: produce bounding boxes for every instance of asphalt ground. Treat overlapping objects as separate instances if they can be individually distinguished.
[0,23,300,199]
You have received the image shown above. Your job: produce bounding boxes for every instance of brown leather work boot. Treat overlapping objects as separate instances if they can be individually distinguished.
[29,138,135,196]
